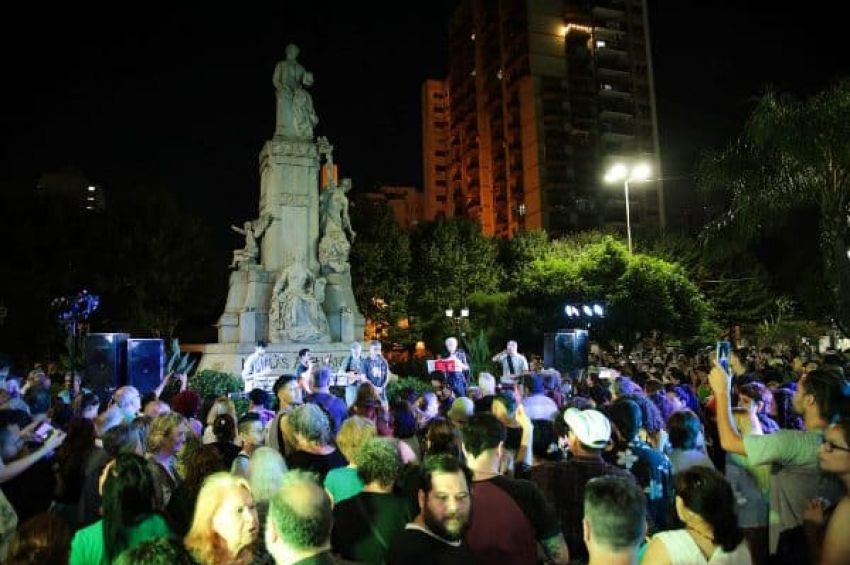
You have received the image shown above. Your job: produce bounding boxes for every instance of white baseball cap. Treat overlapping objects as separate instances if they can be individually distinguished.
[564,408,611,448]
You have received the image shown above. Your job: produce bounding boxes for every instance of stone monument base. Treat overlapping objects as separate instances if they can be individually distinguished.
[197,342,354,391]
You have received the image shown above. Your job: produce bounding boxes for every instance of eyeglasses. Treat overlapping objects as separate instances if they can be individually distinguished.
[821,438,850,453]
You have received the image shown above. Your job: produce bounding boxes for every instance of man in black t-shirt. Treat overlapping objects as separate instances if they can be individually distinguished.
[461,413,569,565]
[387,455,475,565]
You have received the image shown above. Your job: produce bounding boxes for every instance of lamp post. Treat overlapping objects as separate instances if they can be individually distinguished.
[604,162,652,254]
[445,307,470,337]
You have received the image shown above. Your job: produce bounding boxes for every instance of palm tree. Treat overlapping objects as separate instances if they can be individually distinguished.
[698,79,850,332]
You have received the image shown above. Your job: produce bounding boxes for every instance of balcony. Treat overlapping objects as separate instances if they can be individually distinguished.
[598,85,632,100]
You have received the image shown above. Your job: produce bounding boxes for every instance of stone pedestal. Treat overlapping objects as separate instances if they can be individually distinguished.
[198,342,354,390]
[322,270,365,342]
[259,138,320,272]
[217,267,275,344]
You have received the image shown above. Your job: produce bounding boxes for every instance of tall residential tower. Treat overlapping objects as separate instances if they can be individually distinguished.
[423,0,663,237]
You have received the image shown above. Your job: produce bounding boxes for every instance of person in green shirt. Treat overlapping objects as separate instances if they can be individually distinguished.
[70,453,172,565]
[324,416,376,504]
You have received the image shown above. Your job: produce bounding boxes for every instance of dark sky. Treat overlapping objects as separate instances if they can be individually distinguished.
[2,2,849,230]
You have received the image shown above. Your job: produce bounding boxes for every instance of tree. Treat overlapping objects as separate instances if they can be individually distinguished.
[408,218,503,347]
[512,235,711,352]
[640,231,777,329]
[95,187,219,337]
[349,197,411,340]
[698,79,850,332]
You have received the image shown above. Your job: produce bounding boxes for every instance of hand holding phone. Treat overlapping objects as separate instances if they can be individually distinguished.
[33,421,55,443]
[716,341,731,375]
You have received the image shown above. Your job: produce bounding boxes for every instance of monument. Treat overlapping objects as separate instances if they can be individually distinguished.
[198,44,364,389]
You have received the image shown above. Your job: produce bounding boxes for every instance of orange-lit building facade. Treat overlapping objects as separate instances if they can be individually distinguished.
[423,0,663,238]
[365,186,425,231]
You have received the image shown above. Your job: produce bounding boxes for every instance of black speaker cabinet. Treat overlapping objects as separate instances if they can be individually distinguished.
[85,333,129,402]
[543,330,589,377]
[127,338,165,395]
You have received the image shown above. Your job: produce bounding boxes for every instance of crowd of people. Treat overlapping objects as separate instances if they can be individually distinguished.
[0,337,848,564]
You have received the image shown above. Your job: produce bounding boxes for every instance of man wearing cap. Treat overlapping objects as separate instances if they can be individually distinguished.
[529,407,634,563]
[492,340,529,384]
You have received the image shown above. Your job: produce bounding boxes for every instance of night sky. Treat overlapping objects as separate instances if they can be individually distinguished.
[2,2,849,232]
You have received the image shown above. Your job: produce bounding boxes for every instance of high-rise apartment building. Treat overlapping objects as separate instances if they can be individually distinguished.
[423,0,663,237]
[422,79,451,221]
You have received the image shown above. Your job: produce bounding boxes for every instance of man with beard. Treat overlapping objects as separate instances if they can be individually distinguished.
[387,454,475,565]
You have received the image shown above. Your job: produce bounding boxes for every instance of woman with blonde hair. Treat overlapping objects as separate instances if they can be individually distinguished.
[324,416,377,504]
[146,412,188,507]
[203,397,238,445]
[184,472,259,565]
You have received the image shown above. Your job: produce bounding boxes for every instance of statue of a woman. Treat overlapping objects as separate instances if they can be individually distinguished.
[318,178,356,273]
[269,259,330,342]
[273,44,318,138]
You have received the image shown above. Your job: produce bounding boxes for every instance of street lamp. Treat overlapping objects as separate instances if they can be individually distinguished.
[604,162,652,254]
[445,307,470,337]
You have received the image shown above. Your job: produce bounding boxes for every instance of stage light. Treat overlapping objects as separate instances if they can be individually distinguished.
[593,304,605,316]
[582,305,593,316]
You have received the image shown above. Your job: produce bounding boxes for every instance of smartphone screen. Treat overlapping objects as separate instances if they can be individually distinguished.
[716,341,731,373]
[33,421,54,441]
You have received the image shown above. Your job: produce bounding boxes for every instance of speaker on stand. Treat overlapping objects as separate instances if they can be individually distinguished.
[127,338,165,396]
[543,329,589,379]
[84,333,129,407]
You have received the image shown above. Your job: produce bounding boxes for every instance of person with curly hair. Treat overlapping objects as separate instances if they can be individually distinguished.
[286,404,347,481]
[145,412,188,507]
[331,437,411,563]
[324,416,376,504]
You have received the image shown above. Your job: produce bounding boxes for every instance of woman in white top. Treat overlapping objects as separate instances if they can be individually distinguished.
[642,466,752,565]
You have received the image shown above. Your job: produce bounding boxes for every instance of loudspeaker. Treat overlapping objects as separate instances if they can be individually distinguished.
[544,330,589,377]
[85,333,129,402]
[127,338,165,395]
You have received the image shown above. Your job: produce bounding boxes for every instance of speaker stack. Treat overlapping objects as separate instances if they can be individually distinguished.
[543,329,590,378]
[84,334,165,400]
[127,338,165,395]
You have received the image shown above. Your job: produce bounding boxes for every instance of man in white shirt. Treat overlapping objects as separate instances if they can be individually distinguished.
[492,340,529,384]
[242,341,271,392]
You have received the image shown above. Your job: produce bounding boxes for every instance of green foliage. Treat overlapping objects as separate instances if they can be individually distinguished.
[189,369,243,400]
[467,291,514,345]
[409,218,503,348]
[465,330,495,376]
[386,376,434,406]
[756,318,823,348]
[698,79,850,332]
[511,235,712,352]
[95,188,219,337]
[499,229,549,282]
[639,231,777,328]
[350,197,411,336]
